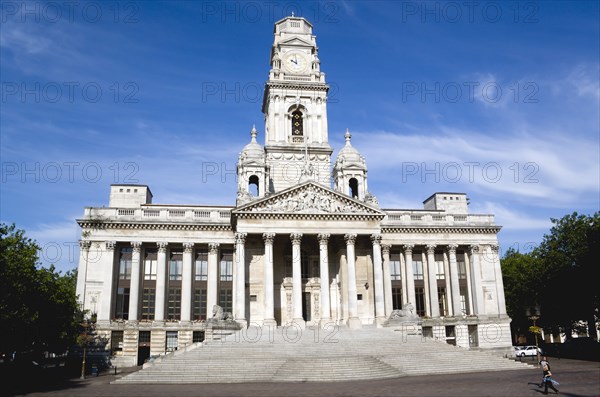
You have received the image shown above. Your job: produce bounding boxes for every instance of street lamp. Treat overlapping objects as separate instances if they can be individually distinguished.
[526,305,542,366]
[78,313,97,379]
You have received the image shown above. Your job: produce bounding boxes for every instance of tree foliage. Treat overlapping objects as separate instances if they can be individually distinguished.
[0,223,81,355]
[501,212,600,340]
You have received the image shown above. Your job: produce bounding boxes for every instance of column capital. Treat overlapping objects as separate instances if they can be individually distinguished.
[381,244,391,255]
[183,242,194,253]
[447,243,459,254]
[403,244,414,253]
[370,234,382,245]
[263,233,276,245]
[317,233,330,245]
[235,232,247,244]
[79,240,91,250]
[157,241,168,252]
[426,244,436,254]
[490,244,499,253]
[469,244,480,254]
[131,241,142,253]
[344,233,357,245]
[105,241,116,251]
[290,233,303,245]
[208,242,220,254]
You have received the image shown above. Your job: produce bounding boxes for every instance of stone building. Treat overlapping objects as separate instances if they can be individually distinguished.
[76,16,512,367]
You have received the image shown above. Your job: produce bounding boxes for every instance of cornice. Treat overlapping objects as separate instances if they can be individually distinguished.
[381,226,501,234]
[77,220,232,232]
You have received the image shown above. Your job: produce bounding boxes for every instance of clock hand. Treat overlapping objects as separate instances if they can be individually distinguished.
[291,58,298,65]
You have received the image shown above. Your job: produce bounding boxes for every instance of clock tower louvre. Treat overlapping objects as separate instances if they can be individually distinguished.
[262,16,333,192]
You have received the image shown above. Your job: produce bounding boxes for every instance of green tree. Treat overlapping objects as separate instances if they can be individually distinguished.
[0,223,81,355]
[536,212,600,340]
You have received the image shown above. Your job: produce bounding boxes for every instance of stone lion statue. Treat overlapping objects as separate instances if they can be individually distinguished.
[389,302,418,320]
[211,304,234,322]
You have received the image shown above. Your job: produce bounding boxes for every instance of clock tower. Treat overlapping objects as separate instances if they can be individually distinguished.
[262,16,333,192]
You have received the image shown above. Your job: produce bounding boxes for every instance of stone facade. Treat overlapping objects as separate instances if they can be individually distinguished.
[75,16,512,367]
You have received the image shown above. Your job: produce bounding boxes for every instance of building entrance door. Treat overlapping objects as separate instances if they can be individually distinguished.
[302,292,311,321]
[137,346,150,366]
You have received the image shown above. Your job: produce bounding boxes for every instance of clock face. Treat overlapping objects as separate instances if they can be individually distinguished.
[284,52,308,74]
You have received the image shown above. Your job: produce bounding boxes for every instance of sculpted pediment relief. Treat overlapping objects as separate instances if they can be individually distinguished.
[279,37,313,47]
[234,182,384,216]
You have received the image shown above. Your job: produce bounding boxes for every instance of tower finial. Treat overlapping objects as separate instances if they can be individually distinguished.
[250,125,258,142]
[344,129,352,145]
[291,11,295,17]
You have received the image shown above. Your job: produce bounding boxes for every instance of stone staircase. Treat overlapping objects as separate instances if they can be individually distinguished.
[115,326,531,383]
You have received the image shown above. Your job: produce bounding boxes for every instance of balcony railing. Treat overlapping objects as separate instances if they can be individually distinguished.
[82,206,233,224]
[382,211,495,226]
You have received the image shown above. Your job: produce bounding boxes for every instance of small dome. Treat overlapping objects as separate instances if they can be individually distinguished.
[239,125,265,164]
[335,129,366,169]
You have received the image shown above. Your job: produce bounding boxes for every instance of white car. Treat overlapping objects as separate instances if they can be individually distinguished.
[514,345,542,357]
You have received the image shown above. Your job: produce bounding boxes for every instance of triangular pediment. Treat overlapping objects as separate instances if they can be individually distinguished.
[279,37,313,47]
[233,181,385,217]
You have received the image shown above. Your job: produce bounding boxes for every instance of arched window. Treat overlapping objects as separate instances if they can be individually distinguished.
[291,110,303,136]
[349,178,359,199]
[248,175,259,197]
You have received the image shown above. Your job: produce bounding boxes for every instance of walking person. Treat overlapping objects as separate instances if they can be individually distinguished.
[538,355,550,387]
[542,361,559,394]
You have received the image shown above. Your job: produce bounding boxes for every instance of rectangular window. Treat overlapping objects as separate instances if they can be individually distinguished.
[392,287,403,310]
[220,251,233,281]
[169,251,183,281]
[413,259,424,280]
[438,287,447,316]
[193,331,205,343]
[195,251,208,281]
[390,252,401,281]
[139,331,151,344]
[167,288,181,320]
[193,289,207,320]
[458,260,467,279]
[218,289,233,313]
[115,287,130,319]
[142,288,155,320]
[435,254,445,280]
[415,287,425,317]
[111,331,124,353]
[144,249,157,280]
[166,331,178,352]
[301,256,310,278]
[119,248,133,280]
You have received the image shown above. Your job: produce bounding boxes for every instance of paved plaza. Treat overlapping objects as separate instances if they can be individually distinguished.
[9,358,599,397]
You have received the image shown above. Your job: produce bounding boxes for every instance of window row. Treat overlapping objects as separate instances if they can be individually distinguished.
[389,251,467,281]
[114,287,232,321]
[117,248,234,282]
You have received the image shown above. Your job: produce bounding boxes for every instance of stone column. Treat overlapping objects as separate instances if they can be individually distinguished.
[76,240,91,310]
[447,244,462,316]
[290,233,304,325]
[263,233,276,326]
[381,244,393,317]
[181,242,194,322]
[128,241,142,321]
[426,244,440,318]
[98,241,116,322]
[371,234,386,325]
[207,243,219,315]
[491,244,507,315]
[155,242,168,322]
[403,244,416,311]
[234,233,247,323]
[469,245,485,315]
[345,234,361,328]
[317,233,332,325]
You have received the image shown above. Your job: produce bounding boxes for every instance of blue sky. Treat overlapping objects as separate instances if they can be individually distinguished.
[1,1,598,274]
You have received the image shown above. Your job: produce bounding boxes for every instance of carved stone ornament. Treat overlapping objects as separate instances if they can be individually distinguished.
[263,233,276,245]
[317,233,330,245]
[157,241,168,252]
[131,241,142,253]
[344,234,357,245]
[370,234,382,245]
[244,184,371,214]
[290,233,303,245]
[183,242,194,253]
[208,242,220,254]
[381,244,391,255]
[105,241,116,251]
